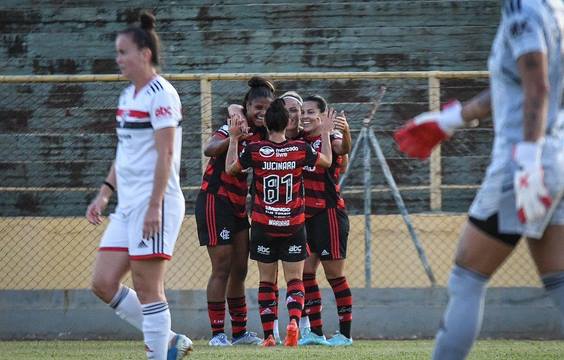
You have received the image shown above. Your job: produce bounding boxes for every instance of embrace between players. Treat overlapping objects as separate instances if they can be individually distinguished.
[86,1,563,359]
[196,78,354,348]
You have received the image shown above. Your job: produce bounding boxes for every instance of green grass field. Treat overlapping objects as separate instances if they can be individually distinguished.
[0,340,563,359]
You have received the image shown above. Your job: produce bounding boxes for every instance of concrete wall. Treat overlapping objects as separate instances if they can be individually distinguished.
[1,288,563,340]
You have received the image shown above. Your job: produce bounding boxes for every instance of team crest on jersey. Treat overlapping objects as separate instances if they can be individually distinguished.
[219,228,230,240]
[313,139,322,149]
[259,146,275,157]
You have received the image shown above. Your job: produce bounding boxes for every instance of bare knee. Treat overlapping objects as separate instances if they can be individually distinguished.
[91,275,121,303]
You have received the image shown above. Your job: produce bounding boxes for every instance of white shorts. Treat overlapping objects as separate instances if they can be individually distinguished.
[469,136,564,239]
[99,195,185,260]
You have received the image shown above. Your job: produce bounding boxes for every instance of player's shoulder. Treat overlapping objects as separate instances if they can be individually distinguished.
[145,76,179,98]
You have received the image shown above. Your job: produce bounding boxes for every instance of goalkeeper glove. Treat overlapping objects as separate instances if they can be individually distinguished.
[394,100,464,159]
[513,141,552,224]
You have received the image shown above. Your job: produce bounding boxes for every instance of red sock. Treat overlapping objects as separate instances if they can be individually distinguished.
[258,282,277,338]
[228,296,247,338]
[286,278,305,323]
[303,273,323,335]
[329,276,352,338]
[207,301,225,336]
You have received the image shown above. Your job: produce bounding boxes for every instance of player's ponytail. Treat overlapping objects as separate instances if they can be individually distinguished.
[265,98,289,133]
[118,11,161,67]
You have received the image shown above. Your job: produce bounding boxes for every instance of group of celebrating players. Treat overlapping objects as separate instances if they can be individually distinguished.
[85,0,563,359]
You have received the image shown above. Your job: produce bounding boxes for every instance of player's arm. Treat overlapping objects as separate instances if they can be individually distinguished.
[86,162,116,225]
[332,110,352,155]
[513,51,551,223]
[144,127,176,239]
[393,89,491,160]
[316,108,334,168]
[203,132,230,157]
[340,154,349,173]
[225,114,246,176]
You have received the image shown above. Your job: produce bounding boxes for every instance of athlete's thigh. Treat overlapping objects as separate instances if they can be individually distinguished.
[230,220,251,267]
[303,252,321,274]
[130,258,167,302]
[528,225,564,275]
[282,260,305,281]
[257,261,278,283]
[455,220,516,276]
[94,210,131,282]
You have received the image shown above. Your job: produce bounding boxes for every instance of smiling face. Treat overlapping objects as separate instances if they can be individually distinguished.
[115,34,150,81]
[302,100,323,135]
[284,97,302,132]
[246,97,272,128]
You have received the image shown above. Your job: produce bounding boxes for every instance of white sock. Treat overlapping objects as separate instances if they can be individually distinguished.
[142,301,171,360]
[273,319,280,339]
[299,316,310,332]
[110,286,176,343]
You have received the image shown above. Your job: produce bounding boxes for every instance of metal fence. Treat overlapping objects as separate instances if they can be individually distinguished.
[0,72,542,290]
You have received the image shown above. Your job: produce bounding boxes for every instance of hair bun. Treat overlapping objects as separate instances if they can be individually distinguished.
[248,76,275,92]
[139,11,156,31]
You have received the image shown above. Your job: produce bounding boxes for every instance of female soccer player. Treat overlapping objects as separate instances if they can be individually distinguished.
[195,77,273,346]
[298,95,354,347]
[394,1,563,358]
[86,11,191,360]
[225,98,334,347]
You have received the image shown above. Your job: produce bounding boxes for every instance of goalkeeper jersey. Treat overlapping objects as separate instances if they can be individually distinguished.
[488,0,563,143]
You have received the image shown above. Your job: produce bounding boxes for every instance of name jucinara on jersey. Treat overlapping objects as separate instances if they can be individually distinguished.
[262,161,297,170]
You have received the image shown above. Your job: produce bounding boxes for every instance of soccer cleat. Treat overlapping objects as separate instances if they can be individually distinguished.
[298,327,330,346]
[208,333,232,346]
[284,319,299,347]
[262,334,277,347]
[231,331,263,345]
[167,334,193,360]
[327,331,353,347]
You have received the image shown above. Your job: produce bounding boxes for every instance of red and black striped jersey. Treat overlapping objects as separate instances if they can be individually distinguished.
[200,124,267,218]
[302,133,346,218]
[239,139,319,237]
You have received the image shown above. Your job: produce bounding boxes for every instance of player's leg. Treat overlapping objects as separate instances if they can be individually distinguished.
[300,254,321,337]
[280,228,308,346]
[195,192,234,346]
[529,224,564,313]
[320,208,352,346]
[432,217,518,360]
[130,196,191,360]
[228,220,261,345]
[131,259,169,360]
[250,225,278,344]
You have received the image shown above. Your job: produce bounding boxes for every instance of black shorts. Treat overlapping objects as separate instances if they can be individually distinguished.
[195,191,250,247]
[306,208,349,260]
[250,224,307,263]
[468,214,521,247]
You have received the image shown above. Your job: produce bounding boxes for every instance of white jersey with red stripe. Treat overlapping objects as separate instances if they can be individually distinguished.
[115,75,183,210]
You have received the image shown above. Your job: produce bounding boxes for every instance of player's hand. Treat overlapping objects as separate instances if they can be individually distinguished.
[394,100,464,160]
[513,141,552,224]
[86,195,109,225]
[143,203,162,240]
[321,107,337,133]
[333,110,349,133]
[227,113,251,140]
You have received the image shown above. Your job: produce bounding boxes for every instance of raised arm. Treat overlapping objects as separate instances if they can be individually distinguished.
[332,110,352,155]
[315,108,334,168]
[225,114,246,176]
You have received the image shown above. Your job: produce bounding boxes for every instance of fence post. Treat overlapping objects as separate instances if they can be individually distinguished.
[200,78,213,175]
[361,125,372,288]
[428,75,442,211]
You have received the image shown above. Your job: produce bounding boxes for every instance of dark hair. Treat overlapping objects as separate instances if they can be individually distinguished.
[243,76,275,113]
[118,11,161,66]
[303,95,328,113]
[265,98,289,133]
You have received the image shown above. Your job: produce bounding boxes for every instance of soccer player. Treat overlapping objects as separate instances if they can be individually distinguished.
[86,12,192,360]
[195,77,273,346]
[394,1,563,359]
[298,95,354,347]
[225,98,334,347]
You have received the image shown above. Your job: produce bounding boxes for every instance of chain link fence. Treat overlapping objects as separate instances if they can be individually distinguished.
[0,73,541,291]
